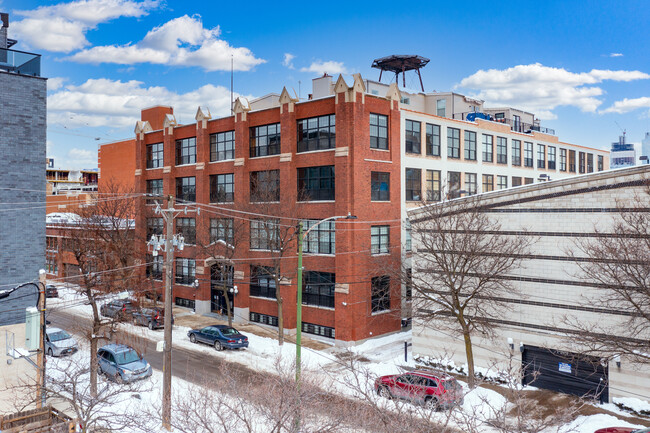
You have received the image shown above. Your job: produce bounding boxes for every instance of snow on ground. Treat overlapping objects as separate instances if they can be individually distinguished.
[613,397,650,414]
[47,283,650,433]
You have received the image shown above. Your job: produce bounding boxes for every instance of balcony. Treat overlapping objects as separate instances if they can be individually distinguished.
[0,48,41,77]
[453,112,556,136]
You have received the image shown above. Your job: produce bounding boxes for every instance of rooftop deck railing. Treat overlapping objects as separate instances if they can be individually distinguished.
[453,112,556,136]
[0,48,41,77]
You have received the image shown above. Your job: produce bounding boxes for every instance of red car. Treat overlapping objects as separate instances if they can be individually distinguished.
[595,428,650,433]
[374,370,464,410]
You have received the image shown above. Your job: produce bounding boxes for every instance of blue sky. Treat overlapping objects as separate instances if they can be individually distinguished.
[4,0,650,168]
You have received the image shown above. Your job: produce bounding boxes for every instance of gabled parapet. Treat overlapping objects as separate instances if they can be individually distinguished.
[195,106,211,129]
[233,97,251,122]
[279,87,298,113]
[134,120,152,139]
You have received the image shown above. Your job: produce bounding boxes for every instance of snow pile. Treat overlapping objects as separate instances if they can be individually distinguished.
[613,396,650,416]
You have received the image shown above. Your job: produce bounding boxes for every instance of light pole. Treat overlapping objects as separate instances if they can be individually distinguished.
[294,213,356,429]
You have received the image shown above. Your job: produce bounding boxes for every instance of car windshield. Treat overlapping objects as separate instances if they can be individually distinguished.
[220,327,239,336]
[114,349,141,365]
[49,331,71,342]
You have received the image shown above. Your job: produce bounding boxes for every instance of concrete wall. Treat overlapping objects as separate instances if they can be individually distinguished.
[0,323,38,414]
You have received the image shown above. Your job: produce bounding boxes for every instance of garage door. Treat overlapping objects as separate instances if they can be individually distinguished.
[522,345,608,402]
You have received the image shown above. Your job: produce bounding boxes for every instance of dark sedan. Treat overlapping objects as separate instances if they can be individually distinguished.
[45,284,58,298]
[187,325,249,351]
[132,307,173,330]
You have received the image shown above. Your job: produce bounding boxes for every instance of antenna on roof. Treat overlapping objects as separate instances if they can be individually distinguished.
[371,55,430,91]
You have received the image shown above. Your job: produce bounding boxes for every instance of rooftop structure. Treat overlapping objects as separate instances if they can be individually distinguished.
[0,13,40,77]
[371,54,430,91]
[610,134,636,169]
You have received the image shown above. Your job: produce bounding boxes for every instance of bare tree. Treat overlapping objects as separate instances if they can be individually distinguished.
[568,182,650,365]
[61,182,141,396]
[408,196,534,388]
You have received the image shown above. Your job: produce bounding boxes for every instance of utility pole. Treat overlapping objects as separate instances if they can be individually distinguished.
[147,195,195,431]
[36,270,46,408]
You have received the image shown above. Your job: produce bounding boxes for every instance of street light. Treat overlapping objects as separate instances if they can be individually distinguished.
[294,213,356,427]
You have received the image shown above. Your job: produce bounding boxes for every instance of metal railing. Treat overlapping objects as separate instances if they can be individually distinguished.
[453,112,556,136]
[0,48,41,76]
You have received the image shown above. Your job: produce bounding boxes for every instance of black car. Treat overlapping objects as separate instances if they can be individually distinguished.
[100,299,138,319]
[187,325,249,351]
[132,308,173,330]
[45,284,58,298]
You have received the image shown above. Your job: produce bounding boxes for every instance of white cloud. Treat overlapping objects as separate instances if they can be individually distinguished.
[48,78,252,128]
[300,60,348,76]
[48,77,67,91]
[457,63,650,119]
[600,97,650,114]
[283,53,295,69]
[609,53,624,57]
[12,0,159,53]
[67,147,98,169]
[67,15,265,71]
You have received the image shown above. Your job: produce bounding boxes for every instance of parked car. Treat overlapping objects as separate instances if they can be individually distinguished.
[187,325,249,351]
[45,284,58,298]
[595,428,650,433]
[97,344,152,383]
[45,327,78,357]
[374,370,464,410]
[132,307,173,330]
[100,299,138,319]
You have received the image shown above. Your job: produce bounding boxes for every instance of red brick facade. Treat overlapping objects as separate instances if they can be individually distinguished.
[135,80,403,342]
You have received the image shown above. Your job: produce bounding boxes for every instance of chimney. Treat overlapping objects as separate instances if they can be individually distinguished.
[1,13,8,50]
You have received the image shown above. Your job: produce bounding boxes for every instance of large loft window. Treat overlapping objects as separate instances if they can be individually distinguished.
[465,173,477,195]
[371,171,390,201]
[405,120,421,154]
[175,137,196,166]
[464,131,476,160]
[524,142,534,167]
[302,271,335,308]
[176,217,196,245]
[426,123,441,156]
[298,166,335,201]
[250,123,281,157]
[448,171,461,199]
[537,144,546,169]
[482,134,493,163]
[405,168,421,201]
[482,174,494,193]
[303,219,336,254]
[175,177,196,203]
[512,140,521,166]
[250,266,276,299]
[370,113,388,150]
[447,127,460,159]
[297,115,335,152]
[371,226,390,254]
[250,219,280,250]
[548,146,556,170]
[209,173,234,203]
[560,149,567,171]
[210,131,235,161]
[146,179,163,205]
[250,170,280,202]
[371,276,390,312]
[496,137,507,164]
[210,218,234,244]
[175,258,195,285]
[426,170,441,202]
[147,142,164,169]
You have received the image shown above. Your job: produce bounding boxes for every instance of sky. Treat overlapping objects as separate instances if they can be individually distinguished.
[4,0,650,169]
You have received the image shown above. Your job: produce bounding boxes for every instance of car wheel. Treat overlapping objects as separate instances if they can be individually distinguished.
[377,386,392,399]
[148,321,154,330]
[47,348,53,357]
[113,373,123,384]
[189,334,196,343]
[214,341,223,351]
[425,396,440,411]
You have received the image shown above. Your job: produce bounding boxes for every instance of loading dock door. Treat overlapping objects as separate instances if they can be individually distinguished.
[522,345,608,402]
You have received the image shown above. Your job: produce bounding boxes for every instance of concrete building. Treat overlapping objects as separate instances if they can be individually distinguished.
[610,134,636,169]
[407,165,650,402]
[0,12,46,413]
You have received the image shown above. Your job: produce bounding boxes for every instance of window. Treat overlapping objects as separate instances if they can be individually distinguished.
[210,131,235,161]
[513,114,521,132]
[147,217,163,240]
[405,168,421,201]
[302,271,335,308]
[298,166,335,201]
[448,171,461,198]
[405,120,421,154]
[569,150,576,172]
[524,177,534,185]
[303,220,336,254]
[176,177,196,202]
[598,155,604,171]
[175,297,195,309]
[146,142,163,169]
[436,99,446,117]
[426,123,441,156]
[447,127,460,159]
[426,170,441,202]
[302,322,335,339]
[250,266,276,299]
[512,176,522,187]
[482,174,494,192]
[548,146,556,170]
[209,173,234,203]
[46,255,57,274]
[405,220,412,252]
[175,137,196,165]
[579,152,586,173]
[175,258,195,285]
[176,218,196,245]
[147,254,163,280]
[497,175,507,190]
[46,236,57,251]
[371,172,390,201]
[250,170,280,202]
[465,173,477,195]
[297,115,336,152]
[482,134,493,162]
[370,113,388,150]
[464,131,476,160]
[524,142,534,167]
[496,137,507,164]
[146,179,163,205]
[512,140,521,166]
[249,311,278,326]
[537,144,546,169]
[250,123,281,157]
[405,268,412,300]
[371,226,389,254]
[371,276,390,312]
[560,149,567,171]
[587,153,594,173]
[210,218,234,244]
[250,219,279,250]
